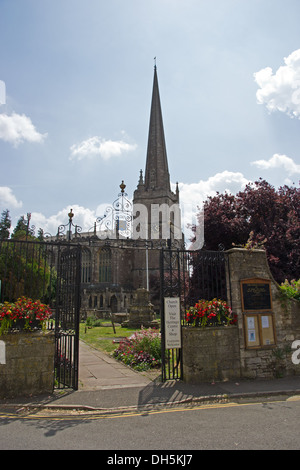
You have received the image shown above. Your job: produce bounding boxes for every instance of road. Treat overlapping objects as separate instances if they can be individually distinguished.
[0,396,299,452]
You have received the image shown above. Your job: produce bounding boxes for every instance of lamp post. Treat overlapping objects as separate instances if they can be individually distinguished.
[145,240,149,291]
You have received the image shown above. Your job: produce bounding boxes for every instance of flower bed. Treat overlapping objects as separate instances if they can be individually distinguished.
[112,327,161,371]
[185,299,237,327]
[0,297,52,335]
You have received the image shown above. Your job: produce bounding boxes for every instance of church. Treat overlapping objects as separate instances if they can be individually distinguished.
[65,66,185,317]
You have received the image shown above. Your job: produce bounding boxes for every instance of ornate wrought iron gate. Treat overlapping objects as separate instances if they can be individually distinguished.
[0,239,82,390]
[160,248,228,381]
[54,244,81,390]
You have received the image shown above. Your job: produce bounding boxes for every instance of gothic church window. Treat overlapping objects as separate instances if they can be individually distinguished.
[99,248,111,282]
[81,248,91,284]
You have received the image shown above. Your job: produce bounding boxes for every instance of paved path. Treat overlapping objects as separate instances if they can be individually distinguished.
[78,340,152,390]
[1,340,300,413]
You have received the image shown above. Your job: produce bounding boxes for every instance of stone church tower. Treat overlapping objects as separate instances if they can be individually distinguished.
[63,65,184,316]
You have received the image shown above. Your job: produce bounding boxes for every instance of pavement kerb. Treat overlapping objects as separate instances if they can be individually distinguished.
[2,388,300,417]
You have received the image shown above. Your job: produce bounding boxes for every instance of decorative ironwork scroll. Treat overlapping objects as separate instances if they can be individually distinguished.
[56,209,82,240]
[93,181,132,239]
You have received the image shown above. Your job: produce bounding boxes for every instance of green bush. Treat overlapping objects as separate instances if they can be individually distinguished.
[280,279,300,301]
[85,316,96,327]
[85,316,104,327]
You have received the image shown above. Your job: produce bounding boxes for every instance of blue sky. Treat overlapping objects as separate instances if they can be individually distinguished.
[0,0,300,239]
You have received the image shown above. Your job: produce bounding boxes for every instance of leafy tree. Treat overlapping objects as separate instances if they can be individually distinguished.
[0,212,54,302]
[195,179,300,284]
[0,240,52,302]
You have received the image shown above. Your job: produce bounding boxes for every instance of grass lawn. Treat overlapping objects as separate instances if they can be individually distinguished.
[79,319,138,354]
[79,319,162,380]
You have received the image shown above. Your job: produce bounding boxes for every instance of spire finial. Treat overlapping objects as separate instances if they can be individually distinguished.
[154,56,156,69]
[138,169,144,185]
[120,180,126,193]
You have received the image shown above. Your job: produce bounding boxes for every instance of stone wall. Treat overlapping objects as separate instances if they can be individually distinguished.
[182,248,300,383]
[226,248,300,379]
[182,326,240,383]
[0,331,55,398]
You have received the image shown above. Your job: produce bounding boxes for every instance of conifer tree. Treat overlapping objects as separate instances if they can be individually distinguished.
[0,209,11,240]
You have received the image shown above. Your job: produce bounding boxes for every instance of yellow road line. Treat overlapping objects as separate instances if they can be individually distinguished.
[1,396,297,421]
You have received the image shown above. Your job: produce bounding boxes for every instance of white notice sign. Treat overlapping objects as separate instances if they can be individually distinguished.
[164,297,181,349]
[0,340,6,365]
[261,316,269,328]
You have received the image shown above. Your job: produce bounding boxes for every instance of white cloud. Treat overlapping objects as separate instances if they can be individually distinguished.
[254,49,300,118]
[0,186,22,209]
[31,202,118,238]
[0,112,47,145]
[70,135,137,161]
[251,153,300,176]
[176,170,249,210]
[31,205,98,237]
[173,170,250,246]
[11,168,253,251]
[28,171,250,242]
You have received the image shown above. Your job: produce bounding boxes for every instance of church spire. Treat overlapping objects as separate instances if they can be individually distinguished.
[144,65,171,192]
[132,64,183,247]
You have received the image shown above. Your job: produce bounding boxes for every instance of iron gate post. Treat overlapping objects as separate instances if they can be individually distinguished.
[160,249,167,381]
[160,248,183,382]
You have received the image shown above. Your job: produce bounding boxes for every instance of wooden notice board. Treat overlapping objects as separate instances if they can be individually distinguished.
[241,279,276,349]
[243,313,276,349]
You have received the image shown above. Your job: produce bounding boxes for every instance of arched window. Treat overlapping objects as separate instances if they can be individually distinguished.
[110,295,118,313]
[98,248,111,282]
[81,248,91,284]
